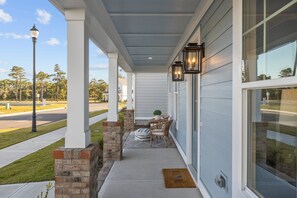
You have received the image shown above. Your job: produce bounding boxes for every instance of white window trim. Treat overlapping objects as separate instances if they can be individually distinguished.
[232,0,297,197]
[232,0,244,197]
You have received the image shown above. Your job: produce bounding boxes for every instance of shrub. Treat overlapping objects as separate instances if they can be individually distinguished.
[153,110,162,116]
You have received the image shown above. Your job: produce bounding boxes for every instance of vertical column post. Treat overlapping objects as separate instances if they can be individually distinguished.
[65,9,90,148]
[127,72,133,110]
[124,72,134,132]
[107,53,118,121]
[103,53,122,163]
[54,9,100,198]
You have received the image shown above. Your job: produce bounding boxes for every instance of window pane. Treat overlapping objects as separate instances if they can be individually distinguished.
[266,3,297,79]
[266,0,293,16]
[243,2,297,82]
[247,88,297,198]
[267,2,297,52]
[243,0,264,32]
[242,25,264,82]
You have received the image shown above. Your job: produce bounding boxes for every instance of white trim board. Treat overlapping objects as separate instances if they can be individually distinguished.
[232,0,245,197]
[169,129,187,163]
[135,117,152,120]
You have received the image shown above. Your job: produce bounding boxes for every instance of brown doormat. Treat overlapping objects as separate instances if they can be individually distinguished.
[162,168,196,188]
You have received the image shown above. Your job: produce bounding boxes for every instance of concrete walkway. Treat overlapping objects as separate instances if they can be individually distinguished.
[0,181,55,198]
[99,148,203,198]
[0,112,107,168]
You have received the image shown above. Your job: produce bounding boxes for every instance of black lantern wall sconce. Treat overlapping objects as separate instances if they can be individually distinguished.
[182,42,205,74]
[172,61,184,81]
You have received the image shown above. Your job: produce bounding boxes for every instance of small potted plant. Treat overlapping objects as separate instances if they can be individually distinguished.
[153,109,162,120]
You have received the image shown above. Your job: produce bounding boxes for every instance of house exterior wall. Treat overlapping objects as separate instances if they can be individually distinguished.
[171,81,187,154]
[168,0,233,197]
[135,73,168,123]
[199,0,233,197]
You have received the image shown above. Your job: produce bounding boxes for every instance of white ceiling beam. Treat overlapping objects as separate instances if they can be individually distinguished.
[86,0,135,72]
[49,0,133,72]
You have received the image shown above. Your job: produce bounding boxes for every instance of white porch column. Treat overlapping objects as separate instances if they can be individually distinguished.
[127,72,133,110]
[108,53,118,121]
[65,9,90,148]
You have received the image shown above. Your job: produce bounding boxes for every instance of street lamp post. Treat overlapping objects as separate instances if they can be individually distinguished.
[30,25,39,132]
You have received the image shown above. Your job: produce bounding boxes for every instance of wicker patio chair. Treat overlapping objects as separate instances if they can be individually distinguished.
[150,119,173,147]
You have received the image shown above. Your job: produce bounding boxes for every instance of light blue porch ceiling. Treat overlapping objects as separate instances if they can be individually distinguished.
[102,0,202,69]
[49,0,210,72]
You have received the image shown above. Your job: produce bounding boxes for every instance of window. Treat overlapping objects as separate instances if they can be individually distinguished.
[247,87,297,198]
[243,1,297,82]
[243,1,297,198]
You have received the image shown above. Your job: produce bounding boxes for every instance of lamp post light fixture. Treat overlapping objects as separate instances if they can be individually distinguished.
[182,42,205,74]
[30,24,39,132]
[172,61,184,81]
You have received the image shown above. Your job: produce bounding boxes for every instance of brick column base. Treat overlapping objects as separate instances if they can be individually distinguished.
[124,109,135,132]
[53,144,100,198]
[103,121,123,163]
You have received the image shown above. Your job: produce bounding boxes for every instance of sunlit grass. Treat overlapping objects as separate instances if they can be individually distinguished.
[0,128,20,133]
[0,104,67,115]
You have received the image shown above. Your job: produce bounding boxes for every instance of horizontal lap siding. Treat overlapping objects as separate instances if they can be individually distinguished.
[135,73,168,118]
[199,0,233,197]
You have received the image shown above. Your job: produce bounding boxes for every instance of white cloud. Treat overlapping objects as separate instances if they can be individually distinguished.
[0,68,7,73]
[36,9,51,24]
[0,9,12,23]
[0,32,30,39]
[46,38,60,46]
[90,63,108,70]
[0,0,6,5]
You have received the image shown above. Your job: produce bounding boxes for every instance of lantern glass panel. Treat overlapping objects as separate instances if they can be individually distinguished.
[172,62,184,81]
[187,50,198,71]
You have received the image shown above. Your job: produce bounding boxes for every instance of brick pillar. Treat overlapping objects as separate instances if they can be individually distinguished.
[53,144,100,198]
[103,121,123,163]
[124,109,134,132]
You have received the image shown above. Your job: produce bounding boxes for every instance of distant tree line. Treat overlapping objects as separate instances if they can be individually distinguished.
[0,64,108,102]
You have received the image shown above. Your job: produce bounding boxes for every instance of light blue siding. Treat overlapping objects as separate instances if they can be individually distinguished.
[135,73,168,120]
[199,0,233,197]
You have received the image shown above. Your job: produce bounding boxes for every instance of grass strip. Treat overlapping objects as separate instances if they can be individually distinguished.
[0,109,107,150]
[0,111,124,184]
[267,122,297,137]
[0,104,67,115]
[0,139,64,184]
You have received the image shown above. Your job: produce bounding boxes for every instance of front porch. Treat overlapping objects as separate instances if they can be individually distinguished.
[99,131,202,198]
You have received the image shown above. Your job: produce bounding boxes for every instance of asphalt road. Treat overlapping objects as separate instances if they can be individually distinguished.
[0,103,108,130]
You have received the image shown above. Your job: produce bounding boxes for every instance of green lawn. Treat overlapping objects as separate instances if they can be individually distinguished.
[0,109,108,150]
[267,122,297,137]
[266,139,296,179]
[0,104,67,115]
[0,111,124,184]
[0,139,64,184]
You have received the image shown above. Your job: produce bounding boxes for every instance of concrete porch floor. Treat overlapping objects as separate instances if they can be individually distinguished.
[99,145,203,198]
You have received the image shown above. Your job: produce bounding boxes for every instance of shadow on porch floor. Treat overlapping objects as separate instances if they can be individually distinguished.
[98,131,203,198]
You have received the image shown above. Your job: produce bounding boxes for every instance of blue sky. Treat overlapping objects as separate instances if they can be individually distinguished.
[0,0,109,82]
